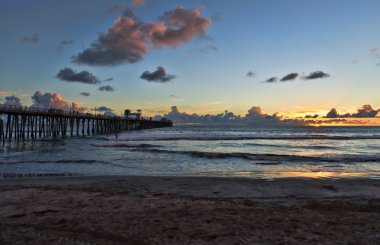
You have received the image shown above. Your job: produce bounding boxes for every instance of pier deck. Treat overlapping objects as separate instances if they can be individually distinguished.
[0,104,172,143]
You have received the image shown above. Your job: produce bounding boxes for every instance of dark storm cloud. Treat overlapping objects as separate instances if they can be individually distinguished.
[72,7,211,66]
[21,33,39,43]
[80,92,90,97]
[140,66,176,82]
[56,68,101,84]
[97,106,113,112]
[280,72,298,82]
[99,85,115,92]
[303,71,330,80]
[263,77,278,83]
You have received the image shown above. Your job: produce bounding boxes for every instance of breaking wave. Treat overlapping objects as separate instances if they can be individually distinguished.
[130,148,380,163]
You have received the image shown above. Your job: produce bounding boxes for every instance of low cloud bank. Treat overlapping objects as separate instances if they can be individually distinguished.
[325,105,380,118]
[159,106,304,126]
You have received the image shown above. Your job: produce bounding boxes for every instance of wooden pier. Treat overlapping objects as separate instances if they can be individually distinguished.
[0,104,173,143]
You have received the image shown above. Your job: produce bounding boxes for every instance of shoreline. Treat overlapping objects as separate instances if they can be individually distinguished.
[1,174,380,203]
[1,175,380,244]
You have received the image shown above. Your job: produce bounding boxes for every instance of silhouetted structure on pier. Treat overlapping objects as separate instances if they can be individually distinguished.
[0,104,172,143]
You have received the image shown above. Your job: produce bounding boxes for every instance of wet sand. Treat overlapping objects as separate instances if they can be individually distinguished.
[1,175,380,244]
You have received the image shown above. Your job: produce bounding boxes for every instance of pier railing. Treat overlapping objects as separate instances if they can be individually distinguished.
[0,104,173,143]
[0,104,119,119]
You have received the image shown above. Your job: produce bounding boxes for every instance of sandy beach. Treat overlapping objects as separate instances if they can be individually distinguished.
[0,175,380,244]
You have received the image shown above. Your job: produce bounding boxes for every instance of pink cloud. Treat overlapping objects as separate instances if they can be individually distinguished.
[31,91,87,112]
[150,7,211,48]
[0,90,15,96]
[73,7,211,66]
[132,0,144,7]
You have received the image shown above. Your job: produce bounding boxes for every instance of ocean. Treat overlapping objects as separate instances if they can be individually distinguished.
[1,124,380,179]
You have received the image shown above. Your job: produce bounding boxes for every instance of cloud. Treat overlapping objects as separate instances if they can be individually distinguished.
[107,4,122,13]
[325,105,380,118]
[104,77,114,82]
[97,106,113,112]
[31,91,86,112]
[21,33,39,43]
[246,106,264,118]
[56,67,101,84]
[263,77,278,83]
[199,45,217,53]
[57,40,74,52]
[246,71,255,78]
[99,85,115,92]
[72,7,211,66]
[325,108,341,118]
[302,71,330,80]
[280,72,298,82]
[211,12,222,21]
[4,95,21,106]
[150,7,211,48]
[352,104,380,118]
[245,106,280,120]
[80,92,90,97]
[370,48,380,58]
[305,114,319,119]
[163,105,305,125]
[71,102,87,112]
[0,91,15,96]
[140,66,176,82]
[72,9,148,66]
[351,58,359,64]
[132,0,144,6]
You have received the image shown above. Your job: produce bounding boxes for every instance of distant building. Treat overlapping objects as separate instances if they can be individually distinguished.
[124,109,142,119]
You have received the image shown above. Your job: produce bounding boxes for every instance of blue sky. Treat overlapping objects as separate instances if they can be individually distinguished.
[0,0,379,118]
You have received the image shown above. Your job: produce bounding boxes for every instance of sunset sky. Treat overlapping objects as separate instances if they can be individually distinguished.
[0,0,380,123]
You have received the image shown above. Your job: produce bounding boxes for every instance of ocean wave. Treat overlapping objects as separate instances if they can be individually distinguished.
[117,135,380,142]
[131,148,380,163]
[91,143,158,148]
[0,159,100,164]
[245,143,335,150]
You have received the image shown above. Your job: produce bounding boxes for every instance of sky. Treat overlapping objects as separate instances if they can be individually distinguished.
[0,0,380,124]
